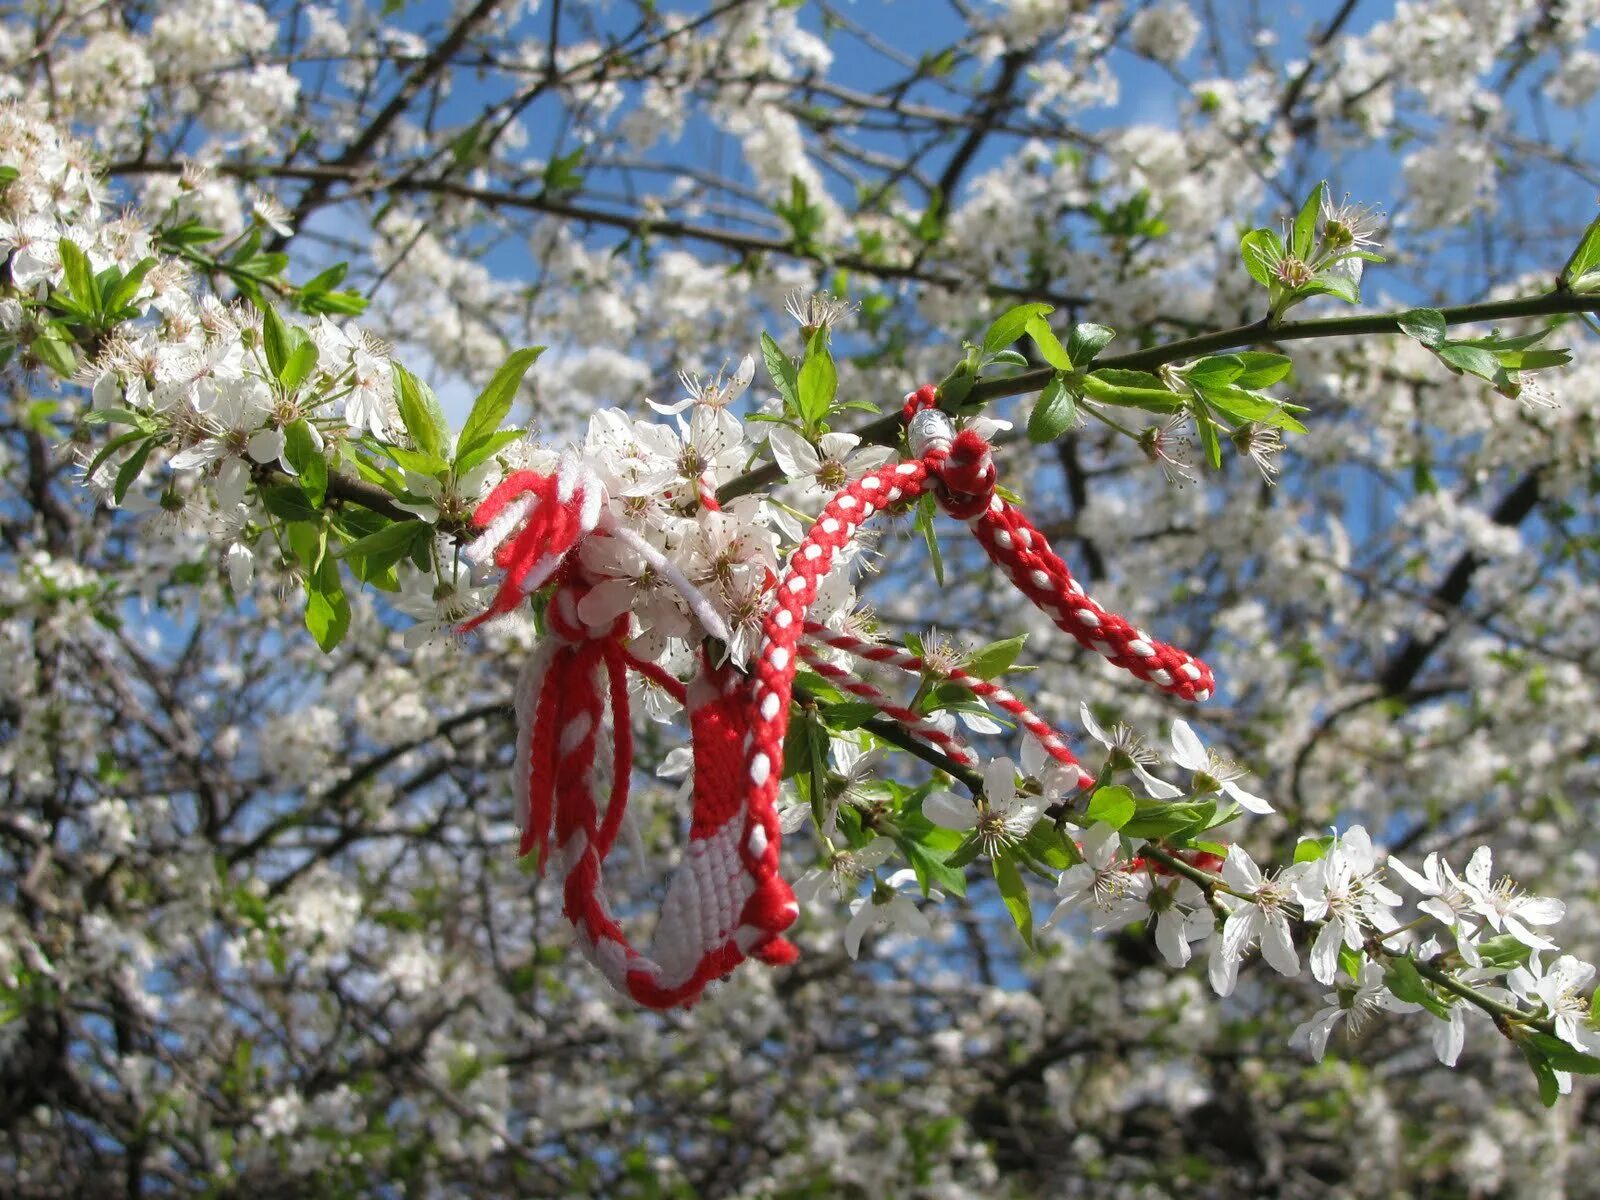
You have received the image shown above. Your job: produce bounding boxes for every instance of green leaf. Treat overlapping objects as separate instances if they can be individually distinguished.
[101,257,156,316]
[57,238,95,310]
[33,327,76,376]
[371,440,450,477]
[1066,323,1116,368]
[260,484,318,522]
[279,339,319,391]
[86,429,148,479]
[1436,343,1503,382]
[1498,348,1571,371]
[0,165,18,185]
[1294,835,1334,863]
[1194,405,1222,470]
[1520,1040,1563,1108]
[943,833,984,872]
[82,407,153,430]
[1184,355,1245,390]
[161,220,225,247]
[455,427,526,476]
[1081,370,1185,413]
[1204,387,1309,434]
[391,362,450,461]
[1560,212,1600,290]
[304,554,350,653]
[1084,785,1136,830]
[1397,308,1447,349]
[1475,934,1533,970]
[991,853,1034,949]
[457,346,543,464]
[982,303,1053,355]
[761,331,800,415]
[1231,351,1293,389]
[1527,1032,1600,1076]
[913,492,945,587]
[1027,374,1077,443]
[299,262,349,295]
[1383,956,1450,1019]
[1292,181,1323,260]
[796,329,837,428]
[1022,822,1082,870]
[1121,799,1216,840]
[283,419,327,507]
[1302,268,1360,306]
[963,634,1027,679]
[336,519,429,568]
[986,349,1030,368]
[542,147,585,193]
[1025,314,1071,371]
[113,438,155,503]
[898,835,968,899]
[260,303,291,378]
[1240,227,1284,289]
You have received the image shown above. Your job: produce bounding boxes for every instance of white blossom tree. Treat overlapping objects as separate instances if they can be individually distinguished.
[4,1,1600,1196]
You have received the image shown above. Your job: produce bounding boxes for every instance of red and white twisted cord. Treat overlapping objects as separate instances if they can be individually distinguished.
[462,385,1215,1009]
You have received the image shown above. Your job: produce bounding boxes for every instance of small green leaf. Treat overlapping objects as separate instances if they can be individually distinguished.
[455,428,526,476]
[1303,268,1360,306]
[1184,355,1245,390]
[1520,1040,1562,1108]
[1474,934,1533,970]
[986,348,1029,368]
[82,407,153,430]
[260,303,291,377]
[1204,387,1309,434]
[113,438,155,503]
[1527,1032,1600,1076]
[260,484,318,522]
[761,331,799,414]
[1560,212,1600,290]
[33,326,77,377]
[796,330,838,429]
[898,835,969,898]
[1240,227,1284,289]
[1025,314,1071,371]
[1081,371,1185,413]
[963,634,1027,680]
[1194,405,1222,470]
[58,239,95,310]
[1292,181,1323,260]
[101,257,155,315]
[1397,308,1447,349]
[914,492,945,587]
[1383,956,1450,1019]
[1121,799,1216,840]
[991,853,1034,949]
[1084,785,1136,830]
[1294,835,1334,863]
[391,362,450,461]
[304,555,350,653]
[1027,374,1077,443]
[337,519,429,569]
[1231,351,1293,389]
[1436,343,1503,382]
[283,419,327,507]
[457,346,543,464]
[982,303,1053,355]
[1066,323,1116,368]
[279,339,319,391]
